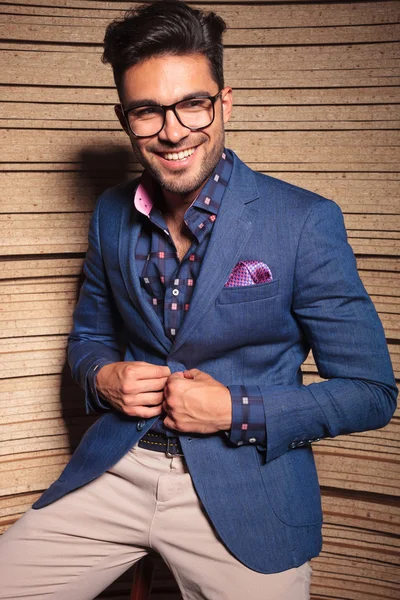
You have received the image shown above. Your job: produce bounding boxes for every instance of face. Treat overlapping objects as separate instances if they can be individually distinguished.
[115,54,232,198]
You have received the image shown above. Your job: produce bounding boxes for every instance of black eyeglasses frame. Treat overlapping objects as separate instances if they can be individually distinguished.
[120,90,223,138]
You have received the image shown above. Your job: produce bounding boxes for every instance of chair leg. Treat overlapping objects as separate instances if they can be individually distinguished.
[130,556,155,600]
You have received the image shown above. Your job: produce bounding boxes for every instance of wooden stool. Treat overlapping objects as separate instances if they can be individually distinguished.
[130,556,155,600]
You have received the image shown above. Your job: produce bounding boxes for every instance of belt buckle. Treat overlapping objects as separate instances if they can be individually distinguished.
[166,437,183,458]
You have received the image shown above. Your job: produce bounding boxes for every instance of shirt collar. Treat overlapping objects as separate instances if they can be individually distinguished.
[133,148,233,219]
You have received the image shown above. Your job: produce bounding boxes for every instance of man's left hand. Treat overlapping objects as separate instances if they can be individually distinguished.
[162,370,232,434]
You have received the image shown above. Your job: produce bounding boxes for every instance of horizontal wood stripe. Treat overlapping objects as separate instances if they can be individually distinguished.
[6,0,364,5]
[1,44,399,86]
[2,1,399,28]
[320,491,400,537]
[2,87,399,107]
[310,555,400,599]
[0,257,85,278]
[356,256,400,272]
[313,452,400,496]
[2,17,400,46]
[313,552,400,583]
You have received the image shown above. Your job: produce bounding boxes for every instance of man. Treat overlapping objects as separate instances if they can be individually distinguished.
[0,1,397,599]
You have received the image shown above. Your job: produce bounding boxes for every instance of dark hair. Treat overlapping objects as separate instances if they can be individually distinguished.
[102,0,227,96]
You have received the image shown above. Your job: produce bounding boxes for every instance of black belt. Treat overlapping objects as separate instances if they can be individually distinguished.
[138,431,184,457]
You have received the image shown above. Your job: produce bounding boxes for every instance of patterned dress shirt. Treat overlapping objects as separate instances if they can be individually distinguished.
[132,149,266,446]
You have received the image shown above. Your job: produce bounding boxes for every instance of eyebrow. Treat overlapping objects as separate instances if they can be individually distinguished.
[124,90,215,111]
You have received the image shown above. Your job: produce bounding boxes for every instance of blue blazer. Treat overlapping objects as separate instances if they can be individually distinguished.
[33,151,397,574]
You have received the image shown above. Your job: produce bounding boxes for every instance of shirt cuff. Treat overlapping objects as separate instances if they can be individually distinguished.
[226,385,267,447]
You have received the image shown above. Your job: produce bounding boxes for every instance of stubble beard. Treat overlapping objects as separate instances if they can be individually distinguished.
[132,128,225,197]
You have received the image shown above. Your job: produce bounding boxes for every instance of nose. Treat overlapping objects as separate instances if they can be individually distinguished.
[158,108,190,144]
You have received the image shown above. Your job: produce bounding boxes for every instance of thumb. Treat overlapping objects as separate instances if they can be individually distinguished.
[184,369,211,380]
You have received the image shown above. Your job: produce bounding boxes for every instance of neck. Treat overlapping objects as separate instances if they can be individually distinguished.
[158,181,207,224]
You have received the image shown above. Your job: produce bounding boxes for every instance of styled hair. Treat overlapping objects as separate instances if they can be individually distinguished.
[102,0,227,96]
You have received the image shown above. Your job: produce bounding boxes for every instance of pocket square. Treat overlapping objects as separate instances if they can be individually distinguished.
[224,261,273,287]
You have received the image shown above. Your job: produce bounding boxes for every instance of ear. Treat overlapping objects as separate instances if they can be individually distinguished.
[114,104,130,136]
[221,87,233,124]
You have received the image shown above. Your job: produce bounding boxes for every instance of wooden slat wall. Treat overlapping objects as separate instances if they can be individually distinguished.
[0,1,399,598]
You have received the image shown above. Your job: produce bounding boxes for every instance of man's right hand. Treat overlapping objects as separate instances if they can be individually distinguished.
[95,362,171,417]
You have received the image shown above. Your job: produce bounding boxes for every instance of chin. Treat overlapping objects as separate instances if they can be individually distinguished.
[160,173,205,196]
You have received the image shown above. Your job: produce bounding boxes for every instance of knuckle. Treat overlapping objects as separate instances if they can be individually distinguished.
[165,396,175,408]
[169,380,180,392]
[120,382,133,395]
[124,364,137,376]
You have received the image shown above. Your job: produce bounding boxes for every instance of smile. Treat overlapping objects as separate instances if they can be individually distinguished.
[160,147,196,161]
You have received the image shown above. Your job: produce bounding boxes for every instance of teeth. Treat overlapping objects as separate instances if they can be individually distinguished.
[162,147,196,161]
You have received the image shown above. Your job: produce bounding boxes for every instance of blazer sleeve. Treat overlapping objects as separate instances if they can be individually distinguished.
[68,194,123,414]
[259,198,397,462]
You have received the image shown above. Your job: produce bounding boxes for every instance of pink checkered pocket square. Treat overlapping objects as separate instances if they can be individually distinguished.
[224,261,273,287]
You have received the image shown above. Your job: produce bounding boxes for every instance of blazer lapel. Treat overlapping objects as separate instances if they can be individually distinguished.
[171,155,259,355]
[118,201,172,354]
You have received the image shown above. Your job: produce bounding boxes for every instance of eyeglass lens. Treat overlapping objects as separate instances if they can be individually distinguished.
[127,98,215,137]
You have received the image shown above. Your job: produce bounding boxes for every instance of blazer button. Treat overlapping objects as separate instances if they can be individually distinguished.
[137,420,146,431]
[289,442,297,449]
[297,440,307,447]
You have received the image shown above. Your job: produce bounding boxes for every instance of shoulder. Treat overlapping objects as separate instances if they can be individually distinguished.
[255,170,332,210]
[229,149,339,218]
[251,169,345,233]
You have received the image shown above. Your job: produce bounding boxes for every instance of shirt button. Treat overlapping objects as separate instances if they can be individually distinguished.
[249,438,256,444]
[137,420,146,431]
[172,289,179,296]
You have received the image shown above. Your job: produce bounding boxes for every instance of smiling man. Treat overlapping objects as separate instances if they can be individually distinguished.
[0,2,397,599]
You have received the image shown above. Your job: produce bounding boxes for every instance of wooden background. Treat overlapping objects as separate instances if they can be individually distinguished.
[0,0,399,598]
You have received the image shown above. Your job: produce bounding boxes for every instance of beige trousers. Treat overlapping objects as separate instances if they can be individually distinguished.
[0,444,312,599]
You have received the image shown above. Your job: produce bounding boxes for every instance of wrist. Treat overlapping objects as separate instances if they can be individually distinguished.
[217,386,232,431]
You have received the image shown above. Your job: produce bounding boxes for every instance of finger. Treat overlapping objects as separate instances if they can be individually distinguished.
[132,377,169,394]
[125,404,163,419]
[131,391,164,406]
[127,364,171,380]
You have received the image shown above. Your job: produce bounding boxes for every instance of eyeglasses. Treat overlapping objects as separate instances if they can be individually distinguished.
[121,91,223,138]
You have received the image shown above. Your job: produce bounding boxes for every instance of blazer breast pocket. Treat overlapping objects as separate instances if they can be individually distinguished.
[217,279,279,305]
